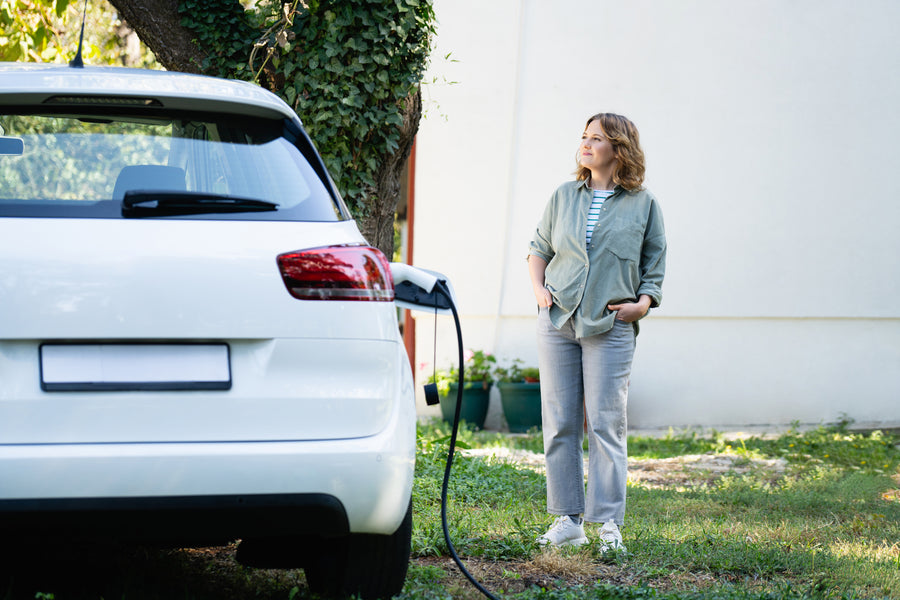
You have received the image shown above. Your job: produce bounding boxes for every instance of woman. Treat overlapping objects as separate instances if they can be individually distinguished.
[527,113,666,551]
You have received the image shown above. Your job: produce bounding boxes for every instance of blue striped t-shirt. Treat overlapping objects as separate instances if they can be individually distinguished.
[586,189,613,246]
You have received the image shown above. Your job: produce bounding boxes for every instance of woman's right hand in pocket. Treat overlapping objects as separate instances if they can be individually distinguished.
[534,286,553,308]
[528,255,552,308]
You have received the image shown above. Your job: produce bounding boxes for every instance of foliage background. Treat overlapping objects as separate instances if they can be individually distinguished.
[0,0,158,66]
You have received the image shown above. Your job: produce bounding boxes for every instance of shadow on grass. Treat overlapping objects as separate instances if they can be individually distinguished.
[0,540,309,600]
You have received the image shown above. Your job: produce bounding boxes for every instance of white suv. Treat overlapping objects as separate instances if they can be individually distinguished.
[0,63,433,599]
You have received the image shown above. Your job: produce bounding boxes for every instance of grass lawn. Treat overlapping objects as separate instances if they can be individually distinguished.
[405,419,900,600]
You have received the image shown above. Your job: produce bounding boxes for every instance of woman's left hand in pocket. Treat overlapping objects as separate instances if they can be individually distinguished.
[608,295,652,323]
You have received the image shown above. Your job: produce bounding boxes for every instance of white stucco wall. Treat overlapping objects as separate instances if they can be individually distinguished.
[411,0,900,430]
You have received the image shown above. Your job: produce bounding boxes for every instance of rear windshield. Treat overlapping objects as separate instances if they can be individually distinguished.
[0,111,344,221]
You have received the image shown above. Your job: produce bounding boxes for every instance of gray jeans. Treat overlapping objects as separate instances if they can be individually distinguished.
[536,307,635,525]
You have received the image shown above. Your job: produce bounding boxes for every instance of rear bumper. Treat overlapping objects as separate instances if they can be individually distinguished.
[0,428,415,538]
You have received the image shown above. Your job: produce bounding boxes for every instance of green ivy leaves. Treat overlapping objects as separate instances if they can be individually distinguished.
[178,0,254,77]
[282,1,434,214]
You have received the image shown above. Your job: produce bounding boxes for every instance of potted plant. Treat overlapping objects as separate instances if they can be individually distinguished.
[428,349,496,430]
[521,366,540,383]
[495,359,542,433]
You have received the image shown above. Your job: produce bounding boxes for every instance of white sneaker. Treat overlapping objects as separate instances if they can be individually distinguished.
[538,516,589,547]
[598,519,627,554]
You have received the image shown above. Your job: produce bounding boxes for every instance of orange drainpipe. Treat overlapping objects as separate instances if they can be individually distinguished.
[403,138,417,372]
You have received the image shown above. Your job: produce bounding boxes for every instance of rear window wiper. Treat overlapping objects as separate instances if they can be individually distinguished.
[122,191,279,218]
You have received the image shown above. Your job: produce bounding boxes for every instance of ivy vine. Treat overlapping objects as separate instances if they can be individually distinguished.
[178,0,436,218]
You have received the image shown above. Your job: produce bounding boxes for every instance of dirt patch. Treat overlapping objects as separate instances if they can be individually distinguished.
[412,552,722,600]
[463,447,788,488]
[628,453,787,488]
[884,472,900,503]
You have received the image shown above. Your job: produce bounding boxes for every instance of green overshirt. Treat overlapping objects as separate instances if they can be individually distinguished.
[528,179,666,338]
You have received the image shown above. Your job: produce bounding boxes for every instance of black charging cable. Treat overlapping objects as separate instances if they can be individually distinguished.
[432,280,501,600]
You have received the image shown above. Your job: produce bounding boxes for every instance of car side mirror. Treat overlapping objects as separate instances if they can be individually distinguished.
[0,136,24,156]
[390,263,456,315]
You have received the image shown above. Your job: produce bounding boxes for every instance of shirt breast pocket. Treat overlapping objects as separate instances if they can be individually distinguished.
[605,220,645,263]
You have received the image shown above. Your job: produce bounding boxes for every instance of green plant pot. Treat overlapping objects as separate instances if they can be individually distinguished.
[498,382,542,433]
[440,382,491,430]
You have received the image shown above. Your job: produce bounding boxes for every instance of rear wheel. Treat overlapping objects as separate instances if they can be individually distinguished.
[304,499,412,600]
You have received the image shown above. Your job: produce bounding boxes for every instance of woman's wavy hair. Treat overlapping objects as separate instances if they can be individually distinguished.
[575,113,645,191]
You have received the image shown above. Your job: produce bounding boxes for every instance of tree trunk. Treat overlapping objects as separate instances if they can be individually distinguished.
[358,89,422,259]
[107,0,208,73]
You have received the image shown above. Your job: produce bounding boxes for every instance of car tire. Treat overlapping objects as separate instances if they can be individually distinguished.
[304,499,412,600]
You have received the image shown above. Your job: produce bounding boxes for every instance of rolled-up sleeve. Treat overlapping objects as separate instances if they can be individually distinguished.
[636,198,666,308]
[528,195,556,263]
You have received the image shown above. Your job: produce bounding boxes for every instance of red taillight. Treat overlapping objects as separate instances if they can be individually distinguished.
[277,245,395,301]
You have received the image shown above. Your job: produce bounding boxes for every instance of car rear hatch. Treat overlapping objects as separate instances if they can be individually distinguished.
[0,218,405,444]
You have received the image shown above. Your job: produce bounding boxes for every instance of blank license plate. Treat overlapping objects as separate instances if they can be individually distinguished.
[40,344,231,391]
